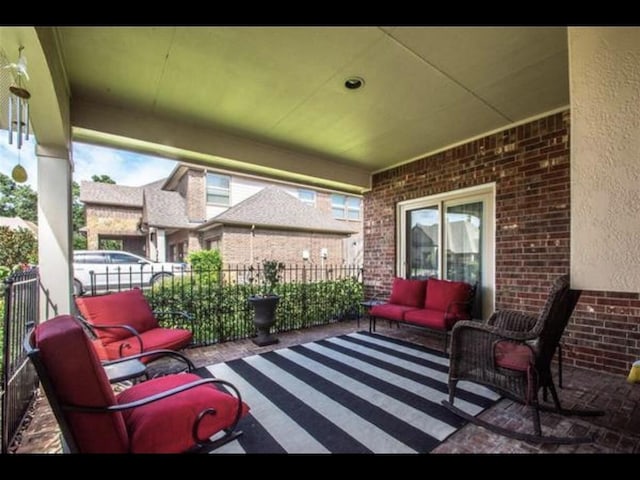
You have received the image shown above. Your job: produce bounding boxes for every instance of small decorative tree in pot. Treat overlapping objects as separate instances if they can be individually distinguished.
[248,259,285,346]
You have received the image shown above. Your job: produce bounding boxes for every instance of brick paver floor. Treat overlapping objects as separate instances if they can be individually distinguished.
[12,321,640,454]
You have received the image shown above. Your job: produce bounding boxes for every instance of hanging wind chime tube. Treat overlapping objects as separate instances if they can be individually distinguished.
[6,46,31,150]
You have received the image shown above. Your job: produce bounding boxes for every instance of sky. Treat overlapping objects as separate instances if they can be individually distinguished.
[0,130,177,190]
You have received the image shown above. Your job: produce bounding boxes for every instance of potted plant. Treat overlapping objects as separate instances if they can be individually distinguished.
[248,259,285,346]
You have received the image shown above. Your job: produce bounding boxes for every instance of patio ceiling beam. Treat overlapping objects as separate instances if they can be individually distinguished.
[70,98,371,194]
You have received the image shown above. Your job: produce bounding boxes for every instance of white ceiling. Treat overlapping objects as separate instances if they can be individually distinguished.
[57,26,568,174]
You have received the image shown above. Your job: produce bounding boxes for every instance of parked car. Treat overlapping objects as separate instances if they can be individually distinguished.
[73,250,187,296]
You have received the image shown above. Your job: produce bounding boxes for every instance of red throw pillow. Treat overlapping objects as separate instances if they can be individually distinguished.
[389,277,427,308]
[75,289,158,344]
[424,278,471,315]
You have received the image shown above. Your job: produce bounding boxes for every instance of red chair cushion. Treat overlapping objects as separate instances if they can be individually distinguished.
[117,373,250,453]
[35,315,129,453]
[370,303,420,321]
[424,278,471,316]
[76,289,158,344]
[494,341,535,372]
[389,277,428,307]
[403,308,459,331]
[102,327,193,363]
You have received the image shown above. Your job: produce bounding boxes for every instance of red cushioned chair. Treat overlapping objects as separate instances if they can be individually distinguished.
[75,288,193,364]
[25,314,249,453]
[443,274,603,444]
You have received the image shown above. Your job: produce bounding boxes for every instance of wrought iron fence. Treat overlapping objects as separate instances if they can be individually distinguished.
[1,268,40,453]
[86,264,364,346]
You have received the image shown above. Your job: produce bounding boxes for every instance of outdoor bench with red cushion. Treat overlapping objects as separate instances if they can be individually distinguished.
[369,277,475,353]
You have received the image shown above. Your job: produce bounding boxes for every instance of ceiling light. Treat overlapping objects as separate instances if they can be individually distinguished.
[344,76,364,90]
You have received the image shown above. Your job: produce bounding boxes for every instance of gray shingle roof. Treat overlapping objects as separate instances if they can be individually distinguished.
[143,189,196,229]
[0,216,37,236]
[79,181,143,207]
[79,179,166,207]
[204,186,357,234]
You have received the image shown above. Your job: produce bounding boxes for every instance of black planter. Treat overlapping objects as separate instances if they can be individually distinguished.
[248,295,280,346]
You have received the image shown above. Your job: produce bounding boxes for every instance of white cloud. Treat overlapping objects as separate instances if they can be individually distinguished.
[72,143,176,186]
[0,130,176,190]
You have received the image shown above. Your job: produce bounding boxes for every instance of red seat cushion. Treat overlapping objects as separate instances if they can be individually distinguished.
[117,373,250,453]
[103,327,193,363]
[35,315,130,453]
[389,277,428,308]
[370,303,421,321]
[494,341,535,372]
[403,308,458,331]
[76,289,158,343]
[424,278,472,317]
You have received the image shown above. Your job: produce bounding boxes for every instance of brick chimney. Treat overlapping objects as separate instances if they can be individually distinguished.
[185,169,206,223]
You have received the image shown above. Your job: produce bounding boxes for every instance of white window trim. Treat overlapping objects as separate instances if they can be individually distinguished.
[331,194,362,220]
[396,182,496,320]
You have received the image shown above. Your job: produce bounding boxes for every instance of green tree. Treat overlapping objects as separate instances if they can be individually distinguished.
[72,181,87,249]
[0,173,37,222]
[91,174,116,184]
[0,226,38,268]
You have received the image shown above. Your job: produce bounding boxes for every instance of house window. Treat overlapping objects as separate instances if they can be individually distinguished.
[206,237,221,251]
[298,189,316,206]
[206,173,230,206]
[397,184,495,320]
[331,194,361,220]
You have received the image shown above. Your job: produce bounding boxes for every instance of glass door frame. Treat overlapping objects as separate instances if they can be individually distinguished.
[396,183,495,320]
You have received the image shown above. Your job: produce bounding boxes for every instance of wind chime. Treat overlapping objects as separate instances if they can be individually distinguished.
[4,46,31,183]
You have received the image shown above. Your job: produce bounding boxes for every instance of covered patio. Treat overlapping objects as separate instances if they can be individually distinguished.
[1,26,639,453]
[13,321,640,453]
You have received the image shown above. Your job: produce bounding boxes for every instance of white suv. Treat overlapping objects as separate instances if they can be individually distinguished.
[73,250,187,296]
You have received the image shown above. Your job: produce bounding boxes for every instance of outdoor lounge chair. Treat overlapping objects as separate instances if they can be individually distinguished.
[74,288,193,364]
[25,314,249,453]
[442,274,604,444]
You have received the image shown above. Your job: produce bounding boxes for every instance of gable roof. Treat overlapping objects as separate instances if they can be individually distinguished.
[200,186,357,234]
[143,188,199,229]
[79,181,143,207]
[79,179,166,207]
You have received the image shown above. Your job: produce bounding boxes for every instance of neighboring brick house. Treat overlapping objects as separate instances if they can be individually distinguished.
[80,163,362,265]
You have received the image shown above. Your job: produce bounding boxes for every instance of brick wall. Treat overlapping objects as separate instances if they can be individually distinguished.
[186,169,206,222]
[166,230,199,262]
[85,205,142,249]
[364,110,640,375]
[220,226,350,266]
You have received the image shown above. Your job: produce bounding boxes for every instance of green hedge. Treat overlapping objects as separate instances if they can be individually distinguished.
[146,276,363,345]
[0,297,4,381]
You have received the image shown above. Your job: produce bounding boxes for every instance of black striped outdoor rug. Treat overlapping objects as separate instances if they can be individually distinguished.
[197,331,500,454]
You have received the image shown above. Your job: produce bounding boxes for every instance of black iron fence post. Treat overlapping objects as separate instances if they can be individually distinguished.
[1,275,13,454]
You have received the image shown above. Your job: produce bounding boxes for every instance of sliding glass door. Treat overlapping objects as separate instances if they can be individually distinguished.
[398,185,494,319]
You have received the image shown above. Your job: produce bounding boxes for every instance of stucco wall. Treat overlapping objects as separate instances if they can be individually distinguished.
[569,27,640,293]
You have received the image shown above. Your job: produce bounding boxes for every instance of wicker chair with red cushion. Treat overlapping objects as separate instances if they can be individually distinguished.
[443,274,603,443]
[25,314,249,453]
[75,289,193,363]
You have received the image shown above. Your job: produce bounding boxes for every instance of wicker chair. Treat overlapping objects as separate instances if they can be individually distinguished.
[443,274,603,444]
